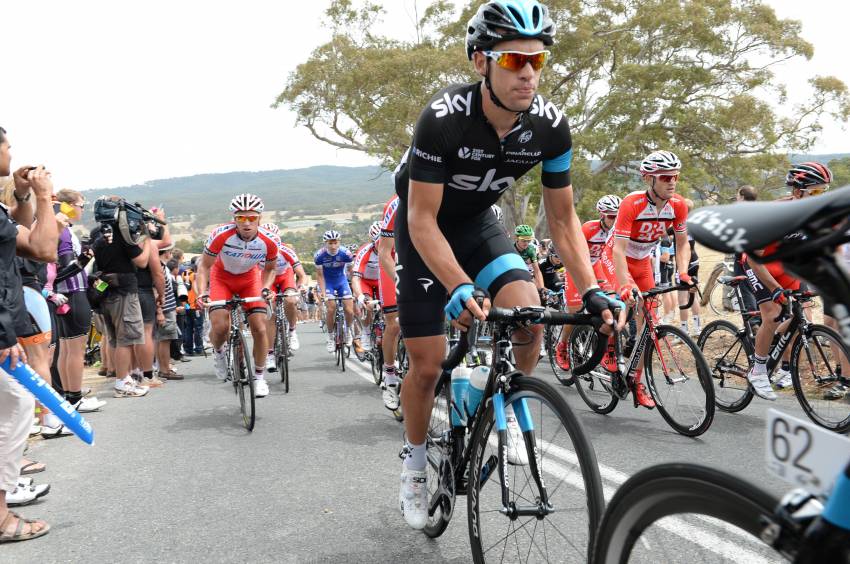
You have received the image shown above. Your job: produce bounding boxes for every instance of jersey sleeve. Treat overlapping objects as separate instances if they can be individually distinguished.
[540,108,573,189]
[672,197,688,233]
[381,196,399,237]
[408,90,461,185]
[262,234,278,264]
[341,248,354,264]
[203,224,232,257]
[281,246,300,268]
[614,198,636,241]
[352,245,369,277]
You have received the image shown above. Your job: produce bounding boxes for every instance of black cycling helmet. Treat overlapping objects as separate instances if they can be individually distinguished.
[466,0,556,60]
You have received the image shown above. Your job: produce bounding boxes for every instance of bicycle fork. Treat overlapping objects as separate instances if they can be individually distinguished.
[492,391,552,519]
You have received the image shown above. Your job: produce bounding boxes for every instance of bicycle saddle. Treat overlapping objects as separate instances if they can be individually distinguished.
[688,185,850,253]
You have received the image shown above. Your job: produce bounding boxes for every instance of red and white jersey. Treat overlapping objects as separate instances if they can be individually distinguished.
[204,223,277,274]
[352,242,380,280]
[380,195,400,237]
[273,239,301,276]
[582,220,615,265]
[614,191,688,260]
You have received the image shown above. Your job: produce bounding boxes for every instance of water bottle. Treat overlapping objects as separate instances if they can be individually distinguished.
[465,365,490,419]
[449,367,471,426]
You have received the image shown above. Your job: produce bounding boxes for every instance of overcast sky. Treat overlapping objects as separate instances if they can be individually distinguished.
[1,0,847,191]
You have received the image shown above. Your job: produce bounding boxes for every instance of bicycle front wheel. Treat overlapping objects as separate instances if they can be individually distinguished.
[467,375,604,564]
[424,372,455,538]
[697,319,754,413]
[280,326,290,393]
[791,324,850,433]
[233,332,256,431]
[593,463,782,564]
[645,325,714,437]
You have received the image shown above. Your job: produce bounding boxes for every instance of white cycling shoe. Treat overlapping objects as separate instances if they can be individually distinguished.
[326,338,335,354]
[213,350,228,381]
[747,369,777,401]
[505,405,529,466]
[289,331,300,351]
[771,368,793,389]
[399,465,428,530]
[382,383,400,411]
[254,378,269,398]
[266,352,277,373]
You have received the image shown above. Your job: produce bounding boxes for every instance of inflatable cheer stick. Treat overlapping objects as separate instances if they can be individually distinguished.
[1,357,94,445]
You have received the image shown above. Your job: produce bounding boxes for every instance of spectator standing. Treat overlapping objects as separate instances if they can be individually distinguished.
[182,259,204,355]
[154,244,182,380]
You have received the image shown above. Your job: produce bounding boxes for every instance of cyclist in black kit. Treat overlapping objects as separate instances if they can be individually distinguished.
[539,241,565,292]
[395,0,622,530]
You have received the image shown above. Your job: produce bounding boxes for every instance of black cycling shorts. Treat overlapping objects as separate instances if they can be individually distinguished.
[57,291,93,340]
[395,204,532,338]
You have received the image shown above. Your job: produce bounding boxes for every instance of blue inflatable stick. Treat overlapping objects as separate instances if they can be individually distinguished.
[1,357,94,445]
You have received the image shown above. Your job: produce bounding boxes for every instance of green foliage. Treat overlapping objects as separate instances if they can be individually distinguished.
[275,0,849,222]
[175,238,204,254]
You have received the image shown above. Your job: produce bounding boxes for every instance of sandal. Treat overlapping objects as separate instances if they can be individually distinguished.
[0,511,50,543]
[20,459,46,476]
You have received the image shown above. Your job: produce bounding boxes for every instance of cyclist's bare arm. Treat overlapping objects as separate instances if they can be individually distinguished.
[351,274,363,299]
[377,236,395,281]
[408,179,472,292]
[294,264,307,288]
[316,266,326,298]
[543,187,597,293]
[261,261,276,292]
[531,260,544,289]
[194,253,216,302]
[673,230,691,278]
[612,238,630,290]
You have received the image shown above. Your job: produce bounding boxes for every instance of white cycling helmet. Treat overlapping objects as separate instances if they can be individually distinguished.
[639,150,681,175]
[261,222,280,236]
[490,204,503,223]
[368,221,381,242]
[323,229,341,241]
[596,195,622,215]
[229,193,264,213]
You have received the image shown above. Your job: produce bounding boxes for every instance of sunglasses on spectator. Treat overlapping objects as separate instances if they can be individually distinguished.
[483,50,550,72]
[234,215,260,223]
[801,186,828,196]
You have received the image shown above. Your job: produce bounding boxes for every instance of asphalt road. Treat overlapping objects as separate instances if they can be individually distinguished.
[7,323,803,563]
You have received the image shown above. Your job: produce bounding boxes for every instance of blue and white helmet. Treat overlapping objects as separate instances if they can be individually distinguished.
[466,0,556,60]
[323,230,341,241]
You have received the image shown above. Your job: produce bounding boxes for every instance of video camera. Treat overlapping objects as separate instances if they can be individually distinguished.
[94,196,167,244]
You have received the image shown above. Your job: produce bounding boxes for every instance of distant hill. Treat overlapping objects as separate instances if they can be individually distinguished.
[81,165,394,224]
[789,153,850,164]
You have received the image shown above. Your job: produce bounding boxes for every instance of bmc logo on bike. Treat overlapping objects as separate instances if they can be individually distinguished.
[448,169,515,192]
[431,90,473,118]
[636,222,667,242]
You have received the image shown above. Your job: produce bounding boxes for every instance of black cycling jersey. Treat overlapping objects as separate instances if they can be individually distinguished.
[539,257,564,291]
[393,81,573,220]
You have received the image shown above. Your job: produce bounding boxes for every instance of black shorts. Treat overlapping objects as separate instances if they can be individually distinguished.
[57,291,93,339]
[138,287,156,324]
[395,204,532,338]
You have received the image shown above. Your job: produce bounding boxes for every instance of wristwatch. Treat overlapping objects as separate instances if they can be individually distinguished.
[13,191,31,203]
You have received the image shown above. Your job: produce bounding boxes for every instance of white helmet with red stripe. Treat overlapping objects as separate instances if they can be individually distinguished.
[229,193,264,213]
[368,221,381,242]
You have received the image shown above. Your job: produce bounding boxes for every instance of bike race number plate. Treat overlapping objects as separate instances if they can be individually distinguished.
[766,409,850,497]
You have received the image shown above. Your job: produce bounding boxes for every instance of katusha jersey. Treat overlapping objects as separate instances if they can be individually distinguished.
[204,223,277,274]
[393,82,573,219]
[583,220,615,265]
[352,243,380,280]
[273,239,301,276]
[380,195,400,237]
[314,247,354,283]
[614,191,688,260]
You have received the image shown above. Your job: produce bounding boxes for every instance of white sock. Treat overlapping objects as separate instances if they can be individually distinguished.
[384,365,399,386]
[403,442,427,471]
[254,368,265,380]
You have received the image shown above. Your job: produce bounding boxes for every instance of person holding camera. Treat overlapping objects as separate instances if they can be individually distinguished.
[91,196,153,398]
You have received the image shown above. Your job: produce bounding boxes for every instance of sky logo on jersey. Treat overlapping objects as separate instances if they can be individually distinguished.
[448,169,515,192]
[431,90,473,118]
[530,95,563,127]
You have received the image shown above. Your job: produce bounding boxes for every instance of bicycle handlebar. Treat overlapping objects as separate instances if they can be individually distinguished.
[205,296,266,308]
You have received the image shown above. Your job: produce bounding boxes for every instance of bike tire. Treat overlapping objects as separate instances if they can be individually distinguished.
[592,463,781,564]
[645,325,714,437]
[791,324,850,434]
[280,324,290,393]
[467,375,604,564]
[234,332,256,431]
[571,325,619,413]
[424,372,455,538]
[371,347,383,386]
[547,325,575,386]
[697,319,754,413]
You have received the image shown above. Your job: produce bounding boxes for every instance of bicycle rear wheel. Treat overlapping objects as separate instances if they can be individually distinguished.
[338,320,346,372]
[645,325,714,437]
[791,324,850,433]
[547,325,574,386]
[593,463,782,563]
[467,375,604,564]
[697,319,754,413]
[371,345,384,385]
[233,332,256,431]
[424,372,455,538]
[278,323,290,393]
[571,325,619,414]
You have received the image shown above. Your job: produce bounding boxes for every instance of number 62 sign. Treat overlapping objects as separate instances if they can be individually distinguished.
[766,409,850,497]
